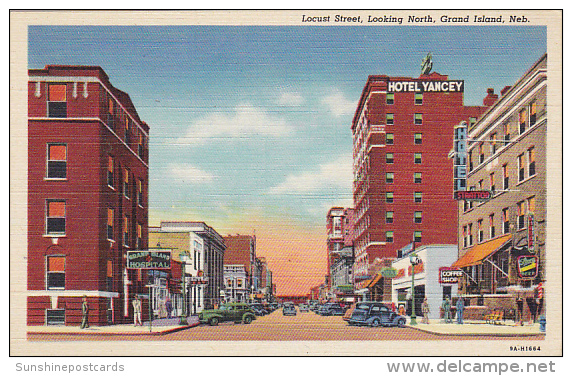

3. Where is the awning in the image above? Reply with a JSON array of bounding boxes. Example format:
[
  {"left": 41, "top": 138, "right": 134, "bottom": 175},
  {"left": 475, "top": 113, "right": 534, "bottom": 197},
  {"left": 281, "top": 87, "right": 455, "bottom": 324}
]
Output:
[
  {"left": 367, "top": 274, "right": 383, "bottom": 288},
  {"left": 452, "top": 234, "right": 512, "bottom": 268}
]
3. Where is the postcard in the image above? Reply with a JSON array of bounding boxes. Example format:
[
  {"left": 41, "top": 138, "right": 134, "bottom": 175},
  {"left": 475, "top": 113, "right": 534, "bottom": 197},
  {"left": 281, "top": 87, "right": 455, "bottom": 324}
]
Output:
[{"left": 10, "top": 10, "right": 562, "bottom": 357}]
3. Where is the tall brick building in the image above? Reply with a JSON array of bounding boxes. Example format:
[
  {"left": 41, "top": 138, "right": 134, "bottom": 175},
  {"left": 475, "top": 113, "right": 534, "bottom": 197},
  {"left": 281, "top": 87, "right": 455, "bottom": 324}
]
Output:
[
  {"left": 27, "top": 66, "right": 149, "bottom": 326},
  {"left": 351, "top": 71, "right": 489, "bottom": 284}
]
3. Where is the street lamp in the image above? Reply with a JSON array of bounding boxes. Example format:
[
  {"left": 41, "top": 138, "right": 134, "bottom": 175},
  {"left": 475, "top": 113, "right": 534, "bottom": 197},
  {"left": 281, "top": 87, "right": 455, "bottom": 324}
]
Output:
[
  {"left": 409, "top": 253, "right": 421, "bottom": 326},
  {"left": 179, "top": 251, "right": 190, "bottom": 325}
]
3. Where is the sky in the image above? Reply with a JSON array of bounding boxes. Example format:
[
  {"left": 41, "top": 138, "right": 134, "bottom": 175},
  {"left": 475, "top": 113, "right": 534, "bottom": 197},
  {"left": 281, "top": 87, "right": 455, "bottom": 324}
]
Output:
[{"left": 28, "top": 25, "right": 546, "bottom": 295}]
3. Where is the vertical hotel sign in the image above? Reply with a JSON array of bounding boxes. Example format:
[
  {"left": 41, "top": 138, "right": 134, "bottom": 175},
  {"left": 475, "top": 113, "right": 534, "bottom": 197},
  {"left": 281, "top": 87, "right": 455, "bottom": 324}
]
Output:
[{"left": 452, "top": 121, "right": 468, "bottom": 192}]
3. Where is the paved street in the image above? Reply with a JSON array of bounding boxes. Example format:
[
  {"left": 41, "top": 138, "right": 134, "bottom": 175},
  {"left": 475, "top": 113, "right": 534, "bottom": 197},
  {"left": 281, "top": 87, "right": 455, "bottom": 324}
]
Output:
[{"left": 28, "top": 309, "right": 545, "bottom": 341}]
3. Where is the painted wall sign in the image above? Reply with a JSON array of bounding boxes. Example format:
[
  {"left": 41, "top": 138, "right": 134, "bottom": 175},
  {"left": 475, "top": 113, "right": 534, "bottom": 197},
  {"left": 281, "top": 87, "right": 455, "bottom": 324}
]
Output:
[
  {"left": 127, "top": 250, "right": 172, "bottom": 269},
  {"left": 517, "top": 255, "right": 538, "bottom": 279}
]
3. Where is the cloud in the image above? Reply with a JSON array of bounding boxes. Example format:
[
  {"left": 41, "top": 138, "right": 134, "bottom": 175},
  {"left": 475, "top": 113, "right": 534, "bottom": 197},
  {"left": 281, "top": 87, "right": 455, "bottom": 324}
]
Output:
[
  {"left": 176, "top": 102, "right": 293, "bottom": 144},
  {"left": 277, "top": 91, "right": 304, "bottom": 106},
  {"left": 321, "top": 89, "right": 357, "bottom": 117},
  {"left": 268, "top": 153, "right": 353, "bottom": 195},
  {"left": 168, "top": 163, "right": 215, "bottom": 184}
]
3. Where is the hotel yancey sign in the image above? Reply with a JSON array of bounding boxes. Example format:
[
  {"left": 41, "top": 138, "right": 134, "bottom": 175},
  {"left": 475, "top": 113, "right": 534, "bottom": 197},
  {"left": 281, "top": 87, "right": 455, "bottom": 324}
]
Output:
[
  {"left": 127, "top": 250, "right": 172, "bottom": 269},
  {"left": 387, "top": 80, "right": 464, "bottom": 93}
]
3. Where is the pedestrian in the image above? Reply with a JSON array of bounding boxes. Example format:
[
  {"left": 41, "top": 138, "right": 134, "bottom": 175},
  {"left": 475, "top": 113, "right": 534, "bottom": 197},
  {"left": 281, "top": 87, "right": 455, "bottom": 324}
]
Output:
[
  {"left": 132, "top": 296, "right": 142, "bottom": 326},
  {"left": 516, "top": 294, "right": 524, "bottom": 326},
  {"left": 80, "top": 295, "right": 89, "bottom": 329},
  {"left": 442, "top": 296, "right": 451, "bottom": 323},
  {"left": 421, "top": 297, "right": 430, "bottom": 324},
  {"left": 165, "top": 297, "right": 173, "bottom": 319},
  {"left": 398, "top": 304, "right": 405, "bottom": 316},
  {"left": 456, "top": 296, "right": 465, "bottom": 324},
  {"left": 391, "top": 302, "right": 396, "bottom": 313}
]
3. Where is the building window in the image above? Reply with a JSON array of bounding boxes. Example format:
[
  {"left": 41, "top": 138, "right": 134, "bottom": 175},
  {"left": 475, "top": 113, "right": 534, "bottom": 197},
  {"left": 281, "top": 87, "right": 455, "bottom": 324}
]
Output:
[
  {"left": 469, "top": 117, "right": 477, "bottom": 129},
  {"left": 386, "top": 133, "right": 394, "bottom": 145},
  {"left": 48, "top": 84, "right": 67, "bottom": 118},
  {"left": 107, "top": 208, "right": 114, "bottom": 240},
  {"left": 478, "top": 143, "right": 485, "bottom": 164},
  {"left": 107, "top": 156, "right": 114, "bottom": 188},
  {"left": 386, "top": 93, "right": 394, "bottom": 105},
  {"left": 107, "top": 97, "right": 115, "bottom": 129},
  {"left": 124, "top": 117, "right": 130, "bottom": 144},
  {"left": 123, "top": 216, "right": 130, "bottom": 247},
  {"left": 137, "top": 179, "right": 144, "bottom": 207},
  {"left": 46, "top": 144, "right": 67, "bottom": 179},
  {"left": 137, "top": 224, "right": 142, "bottom": 249},
  {"left": 123, "top": 168, "right": 130, "bottom": 199},
  {"left": 414, "top": 211, "right": 422, "bottom": 224},
  {"left": 138, "top": 132, "right": 144, "bottom": 158},
  {"left": 530, "top": 101, "right": 537, "bottom": 126},
  {"left": 47, "top": 256, "right": 65, "bottom": 289},
  {"left": 519, "top": 109, "right": 527, "bottom": 134},
  {"left": 489, "top": 214, "right": 495, "bottom": 239},
  {"left": 414, "top": 192, "right": 422, "bottom": 203},
  {"left": 414, "top": 133, "right": 422, "bottom": 145},
  {"left": 414, "top": 153, "right": 422, "bottom": 164},
  {"left": 414, "top": 231, "right": 422, "bottom": 243},
  {"left": 528, "top": 147, "right": 536, "bottom": 177},
  {"left": 468, "top": 224, "right": 473, "bottom": 246},
  {"left": 517, "top": 154, "right": 525, "bottom": 182},
  {"left": 414, "top": 93, "right": 423, "bottom": 105},
  {"left": 462, "top": 226, "right": 468, "bottom": 248},
  {"left": 385, "top": 192, "right": 394, "bottom": 203},
  {"left": 414, "top": 113, "right": 423, "bottom": 125},
  {"left": 385, "top": 231, "right": 394, "bottom": 243},
  {"left": 414, "top": 172, "right": 422, "bottom": 184},
  {"left": 527, "top": 196, "right": 536, "bottom": 214},
  {"left": 385, "top": 211, "right": 394, "bottom": 224},
  {"left": 386, "top": 113, "right": 394, "bottom": 125},
  {"left": 386, "top": 172, "right": 394, "bottom": 184},
  {"left": 489, "top": 173, "right": 496, "bottom": 195},
  {"left": 468, "top": 151, "right": 474, "bottom": 172},
  {"left": 502, "top": 208, "right": 510, "bottom": 234},
  {"left": 478, "top": 219, "right": 484, "bottom": 243},
  {"left": 478, "top": 179, "right": 484, "bottom": 191},
  {"left": 46, "top": 309, "right": 65, "bottom": 325},
  {"left": 107, "top": 260, "right": 113, "bottom": 291},
  {"left": 517, "top": 201, "right": 526, "bottom": 230},
  {"left": 490, "top": 133, "right": 498, "bottom": 155},
  {"left": 46, "top": 200, "right": 66, "bottom": 235},
  {"left": 503, "top": 122, "right": 510, "bottom": 142},
  {"left": 386, "top": 153, "right": 394, "bottom": 164},
  {"left": 502, "top": 164, "right": 509, "bottom": 190}
]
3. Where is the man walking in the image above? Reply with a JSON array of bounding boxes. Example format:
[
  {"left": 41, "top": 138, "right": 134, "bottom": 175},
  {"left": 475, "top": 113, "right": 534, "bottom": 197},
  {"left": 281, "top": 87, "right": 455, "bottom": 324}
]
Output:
[
  {"left": 442, "top": 296, "right": 452, "bottom": 323},
  {"left": 456, "top": 295, "right": 465, "bottom": 324},
  {"left": 80, "top": 295, "right": 89, "bottom": 329},
  {"left": 132, "top": 296, "right": 142, "bottom": 326},
  {"left": 421, "top": 297, "right": 430, "bottom": 324}
]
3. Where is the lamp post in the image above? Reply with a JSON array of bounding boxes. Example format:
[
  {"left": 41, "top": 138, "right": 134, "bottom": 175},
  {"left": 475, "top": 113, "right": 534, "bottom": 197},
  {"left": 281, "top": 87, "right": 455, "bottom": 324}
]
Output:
[
  {"left": 409, "top": 253, "right": 421, "bottom": 326},
  {"left": 179, "top": 252, "right": 189, "bottom": 325}
]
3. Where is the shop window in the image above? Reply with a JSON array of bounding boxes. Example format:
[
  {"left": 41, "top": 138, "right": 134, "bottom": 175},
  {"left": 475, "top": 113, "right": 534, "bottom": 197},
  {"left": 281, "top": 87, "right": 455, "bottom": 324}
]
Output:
[
  {"left": 530, "top": 101, "right": 537, "bottom": 126},
  {"left": 46, "top": 144, "right": 67, "bottom": 179},
  {"left": 107, "top": 156, "right": 114, "bottom": 188},
  {"left": 415, "top": 93, "right": 423, "bottom": 105},
  {"left": 414, "top": 211, "right": 422, "bottom": 224},
  {"left": 386, "top": 172, "right": 394, "bottom": 184},
  {"left": 386, "top": 153, "right": 394, "bottom": 164},
  {"left": 385, "top": 211, "right": 394, "bottom": 224},
  {"left": 46, "top": 200, "right": 66, "bottom": 235},
  {"left": 385, "top": 231, "right": 394, "bottom": 243},
  {"left": 46, "top": 309, "right": 65, "bottom": 325},
  {"left": 386, "top": 93, "right": 394, "bottom": 105},
  {"left": 414, "top": 113, "right": 423, "bottom": 125},
  {"left": 107, "top": 208, "right": 114, "bottom": 240},
  {"left": 386, "top": 133, "right": 394, "bottom": 145},
  {"left": 414, "top": 172, "right": 422, "bottom": 184},
  {"left": 385, "top": 192, "right": 394, "bottom": 203},
  {"left": 414, "top": 231, "right": 422, "bottom": 243},
  {"left": 414, "top": 153, "right": 422, "bottom": 164},
  {"left": 47, "top": 256, "right": 65, "bottom": 289},
  {"left": 414, "top": 133, "right": 422, "bottom": 145},
  {"left": 528, "top": 147, "right": 536, "bottom": 177},
  {"left": 414, "top": 192, "right": 422, "bottom": 203},
  {"left": 386, "top": 113, "right": 394, "bottom": 125},
  {"left": 48, "top": 84, "right": 67, "bottom": 118}
]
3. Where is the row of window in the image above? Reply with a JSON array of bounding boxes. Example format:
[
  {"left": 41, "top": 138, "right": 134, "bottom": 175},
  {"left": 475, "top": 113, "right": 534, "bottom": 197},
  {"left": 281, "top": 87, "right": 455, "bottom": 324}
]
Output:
[
  {"left": 385, "top": 230, "right": 422, "bottom": 244},
  {"left": 386, "top": 92, "right": 424, "bottom": 105},
  {"left": 46, "top": 255, "right": 115, "bottom": 291},
  {"left": 385, "top": 152, "right": 423, "bottom": 164},
  {"left": 385, "top": 191, "right": 423, "bottom": 203},
  {"left": 107, "top": 155, "right": 145, "bottom": 207},
  {"left": 462, "top": 196, "right": 535, "bottom": 247},
  {"left": 385, "top": 113, "right": 424, "bottom": 125},
  {"left": 385, "top": 211, "right": 424, "bottom": 224},
  {"left": 385, "top": 132, "right": 423, "bottom": 145},
  {"left": 385, "top": 172, "right": 423, "bottom": 184}
]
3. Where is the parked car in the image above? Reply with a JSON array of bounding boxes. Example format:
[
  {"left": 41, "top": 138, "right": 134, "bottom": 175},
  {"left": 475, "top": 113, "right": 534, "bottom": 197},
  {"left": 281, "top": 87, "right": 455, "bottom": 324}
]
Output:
[
  {"left": 283, "top": 305, "right": 297, "bottom": 316},
  {"left": 249, "top": 303, "right": 269, "bottom": 316},
  {"left": 347, "top": 301, "right": 407, "bottom": 327},
  {"left": 198, "top": 303, "right": 257, "bottom": 326},
  {"left": 318, "top": 302, "right": 346, "bottom": 316},
  {"left": 298, "top": 304, "right": 309, "bottom": 312}
]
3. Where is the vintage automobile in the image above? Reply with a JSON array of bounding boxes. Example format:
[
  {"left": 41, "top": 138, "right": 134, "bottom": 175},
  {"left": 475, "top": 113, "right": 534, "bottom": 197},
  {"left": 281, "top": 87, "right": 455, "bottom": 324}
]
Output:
[
  {"left": 318, "top": 302, "right": 346, "bottom": 316},
  {"left": 298, "top": 304, "right": 309, "bottom": 312},
  {"left": 347, "top": 301, "right": 407, "bottom": 327},
  {"left": 198, "top": 303, "right": 257, "bottom": 326},
  {"left": 282, "top": 304, "right": 297, "bottom": 316}
]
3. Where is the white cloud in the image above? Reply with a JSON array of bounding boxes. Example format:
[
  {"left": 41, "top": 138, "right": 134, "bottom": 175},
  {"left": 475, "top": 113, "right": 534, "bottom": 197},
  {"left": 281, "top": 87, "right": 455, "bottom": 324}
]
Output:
[
  {"left": 321, "top": 89, "right": 357, "bottom": 117},
  {"left": 277, "top": 91, "right": 304, "bottom": 106},
  {"left": 176, "top": 102, "right": 293, "bottom": 144},
  {"left": 168, "top": 163, "right": 215, "bottom": 184},
  {"left": 268, "top": 153, "right": 353, "bottom": 195}
]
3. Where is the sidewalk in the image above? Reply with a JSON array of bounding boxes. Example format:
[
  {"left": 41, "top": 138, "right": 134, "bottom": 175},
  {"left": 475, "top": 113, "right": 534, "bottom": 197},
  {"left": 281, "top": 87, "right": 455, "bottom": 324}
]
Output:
[
  {"left": 406, "top": 318, "right": 545, "bottom": 337},
  {"left": 27, "top": 316, "right": 200, "bottom": 336}
]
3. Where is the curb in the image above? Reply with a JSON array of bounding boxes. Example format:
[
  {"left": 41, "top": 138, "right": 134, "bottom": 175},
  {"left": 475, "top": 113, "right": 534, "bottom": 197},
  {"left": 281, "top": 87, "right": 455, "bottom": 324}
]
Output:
[
  {"left": 27, "top": 322, "right": 200, "bottom": 337},
  {"left": 405, "top": 324, "right": 546, "bottom": 337}
]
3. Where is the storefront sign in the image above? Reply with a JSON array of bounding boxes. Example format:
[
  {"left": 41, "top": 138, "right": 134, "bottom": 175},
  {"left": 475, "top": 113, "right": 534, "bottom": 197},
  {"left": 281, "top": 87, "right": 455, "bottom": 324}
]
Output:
[
  {"left": 387, "top": 80, "right": 464, "bottom": 93},
  {"left": 517, "top": 255, "right": 538, "bottom": 279},
  {"left": 454, "top": 190, "right": 492, "bottom": 201},
  {"left": 127, "top": 250, "right": 172, "bottom": 269},
  {"left": 527, "top": 214, "right": 535, "bottom": 253},
  {"left": 439, "top": 267, "right": 464, "bottom": 284},
  {"left": 380, "top": 267, "right": 398, "bottom": 279}
]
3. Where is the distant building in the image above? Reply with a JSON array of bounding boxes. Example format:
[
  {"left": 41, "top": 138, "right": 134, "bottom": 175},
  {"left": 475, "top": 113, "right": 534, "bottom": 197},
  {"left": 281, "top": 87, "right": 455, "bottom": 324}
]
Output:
[
  {"left": 27, "top": 65, "right": 149, "bottom": 326},
  {"left": 326, "top": 207, "right": 355, "bottom": 290},
  {"left": 223, "top": 265, "right": 248, "bottom": 303},
  {"left": 223, "top": 234, "right": 257, "bottom": 297}
]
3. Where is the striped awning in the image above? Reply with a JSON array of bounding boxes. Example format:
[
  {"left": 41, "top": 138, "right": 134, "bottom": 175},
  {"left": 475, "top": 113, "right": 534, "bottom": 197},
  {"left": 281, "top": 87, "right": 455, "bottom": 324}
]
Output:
[{"left": 452, "top": 234, "right": 512, "bottom": 268}]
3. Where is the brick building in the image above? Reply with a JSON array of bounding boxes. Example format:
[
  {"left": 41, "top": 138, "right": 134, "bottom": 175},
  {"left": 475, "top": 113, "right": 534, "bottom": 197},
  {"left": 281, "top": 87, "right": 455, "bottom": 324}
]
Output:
[
  {"left": 351, "top": 70, "right": 489, "bottom": 291},
  {"left": 27, "top": 65, "right": 149, "bottom": 326},
  {"left": 223, "top": 234, "right": 257, "bottom": 294}
]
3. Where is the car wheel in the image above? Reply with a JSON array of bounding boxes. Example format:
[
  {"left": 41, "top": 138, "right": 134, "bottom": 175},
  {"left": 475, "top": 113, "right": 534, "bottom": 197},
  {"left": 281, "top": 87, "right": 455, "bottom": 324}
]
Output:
[
  {"left": 397, "top": 318, "right": 406, "bottom": 327},
  {"left": 243, "top": 315, "right": 253, "bottom": 324},
  {"left": 209, "top": 317, "right": 219, "bottom": 326},
  {"left": 370, "top": 318, "right": 381, "bottom": 327}
]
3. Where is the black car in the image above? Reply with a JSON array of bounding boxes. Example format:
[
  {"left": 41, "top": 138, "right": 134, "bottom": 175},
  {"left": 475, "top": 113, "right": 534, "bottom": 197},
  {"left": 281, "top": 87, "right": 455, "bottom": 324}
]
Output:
[
  {"left": 249, "top": 304, "right": 269, "bottom": 316},
  {"left": 282, "top": 305, "right": 297, "bottom": 316},
  {"left": 347, "top": 301, "right": 406, "bottom": 327},
  {"left": 318, "top": 303, "right": 345, "bottom": 316}
]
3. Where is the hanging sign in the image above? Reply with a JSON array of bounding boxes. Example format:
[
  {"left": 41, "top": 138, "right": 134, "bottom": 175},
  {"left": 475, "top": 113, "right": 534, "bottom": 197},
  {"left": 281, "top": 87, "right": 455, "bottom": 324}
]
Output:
[
  {"left": 127, "top": 250, "right": 172, "bottom": 269},
  {"left": 517, "top": 255, "right": 538, "bottom": 279}
]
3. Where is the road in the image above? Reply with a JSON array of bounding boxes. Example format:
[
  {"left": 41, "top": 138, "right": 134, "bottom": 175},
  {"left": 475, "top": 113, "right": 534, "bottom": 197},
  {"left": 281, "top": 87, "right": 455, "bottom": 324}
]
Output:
[{"left": 28, "top": 309, "right": 545, "bottom": 341}]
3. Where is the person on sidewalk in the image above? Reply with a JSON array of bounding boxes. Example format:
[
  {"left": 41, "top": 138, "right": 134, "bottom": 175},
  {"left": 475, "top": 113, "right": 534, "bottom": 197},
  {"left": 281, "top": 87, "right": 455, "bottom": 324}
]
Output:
[
  {"left": 456, "top": 296, "right": 465, "bottom": 324},
  {"left": 442, "top": 297, "right": 452, "bottom": 323},
  {"left": 421, "top": 297, "right": 430, "bottom": 324},
  {"left": 132, "top": 296, "right": 142, "bottom": 326},
  {"left": 80, "top": 295, "right": 89, "bottom": 329},
  {"left": 165, "top": 297, "right": 173, "bottom": 319}
]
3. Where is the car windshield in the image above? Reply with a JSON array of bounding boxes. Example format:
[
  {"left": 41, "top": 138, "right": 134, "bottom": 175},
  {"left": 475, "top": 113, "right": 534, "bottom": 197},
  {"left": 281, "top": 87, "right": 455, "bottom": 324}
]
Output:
[{"left": 355, "top": 304, "right": 372, "bottom": 311}]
